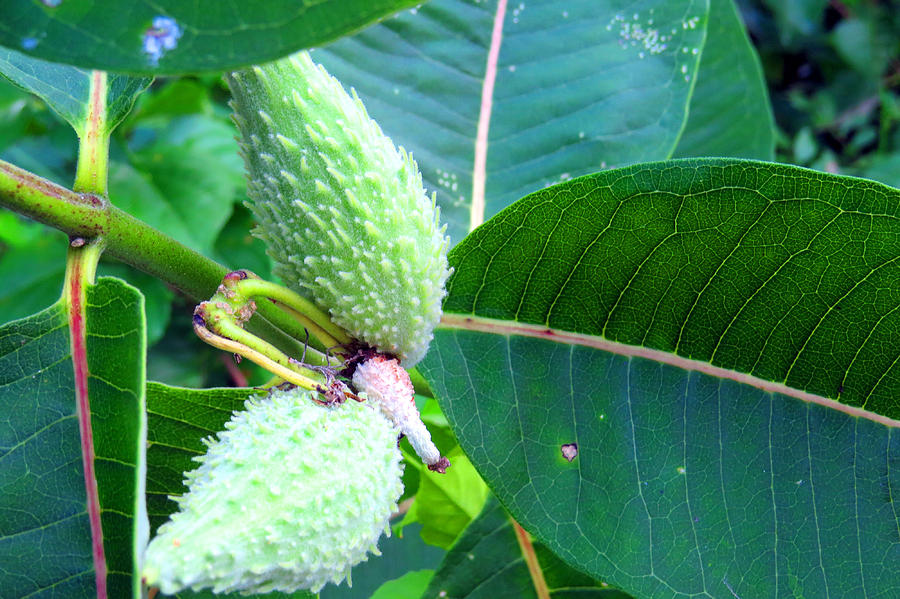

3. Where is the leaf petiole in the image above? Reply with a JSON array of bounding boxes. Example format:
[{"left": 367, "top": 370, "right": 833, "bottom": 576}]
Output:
[
  {"left": 224, "top": 273, "right": 352, "bottom": 351},
  {"left": 193, "top": 311, "right": 327, "bottom": 394}
]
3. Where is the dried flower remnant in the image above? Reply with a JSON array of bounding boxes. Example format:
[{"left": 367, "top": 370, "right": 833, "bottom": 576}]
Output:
[{"left": 352, "top": 354, "right": 449, "bottom": 472}]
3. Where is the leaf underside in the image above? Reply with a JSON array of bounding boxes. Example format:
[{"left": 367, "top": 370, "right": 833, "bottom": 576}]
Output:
[
  {"left": 315, "top": 0, "right": 710, "bottom": 242},
  {"left": 0, "top": 0, "right": 423, "bottom": 74},
  {"left": 0, "top": 46, "right": 150, "bottom": 135}
]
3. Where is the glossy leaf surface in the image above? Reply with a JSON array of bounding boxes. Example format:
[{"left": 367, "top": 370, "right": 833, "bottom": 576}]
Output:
[
  {"left": 673, "top": 0, "right": 775, "bottom": 159},
  {"left": 0, "top": 0, "right": 421, "bottom": 74},
  {"left": 0, "top": 277, "right": 147, "bottom": 597},
  {"left": 315, "top": 0, "right": 709, "bottom": 242},
  {"left": 419, "top": 159, "right": 900, "bottom": 598}
]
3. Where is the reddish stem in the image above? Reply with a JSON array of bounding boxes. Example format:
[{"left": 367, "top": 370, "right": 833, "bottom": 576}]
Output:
[{"left": 67, "top": 255, "right": 107, "bottom": 598}]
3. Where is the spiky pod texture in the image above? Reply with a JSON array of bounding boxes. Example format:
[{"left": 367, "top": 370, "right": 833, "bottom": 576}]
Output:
[
  {"left": 227, "top": 52, "right": 450, "bottom": 367},
  {"left": 143, "top": 388, "right": 404, "bottom": 595}
]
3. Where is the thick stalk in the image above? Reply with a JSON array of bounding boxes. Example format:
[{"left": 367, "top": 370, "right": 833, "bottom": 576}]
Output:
[
  {"left": 0, "top": 160, "right": 106, "bottom": 236},
  {"left": 74, "top": 71, "right": 110, "bottom": 195},
  {"left": 0, "top": 159, "right": 328, "bottom": 361},
  {"left": 231, "top": 277, "right": 351, "bottom": 349}
]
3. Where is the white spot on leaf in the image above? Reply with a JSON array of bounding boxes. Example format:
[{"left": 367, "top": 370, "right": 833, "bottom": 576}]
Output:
[{"left": 143, "top": 16, "right": 182, "bottom": 66}]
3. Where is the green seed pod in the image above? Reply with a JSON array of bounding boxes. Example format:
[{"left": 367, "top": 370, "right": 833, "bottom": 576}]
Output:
[
  {"left": 143, "top": 388, "right": 404, "bottom": 595},
  {"left": 227, "top": 52, "right": 450, "bottom": 366}
]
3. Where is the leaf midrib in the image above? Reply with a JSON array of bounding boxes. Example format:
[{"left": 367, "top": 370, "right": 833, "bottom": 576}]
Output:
[
  {"left": 438, "top": 312, "right": 900, "bottom": 427},
  {"left": 470, "top": 0, "right": 508, "bottom": 232}
]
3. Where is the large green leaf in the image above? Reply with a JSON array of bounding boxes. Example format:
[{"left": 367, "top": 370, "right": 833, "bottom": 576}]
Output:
[
  {"left": 0, "top": 0, "right": 421, "bottom": 74},
  {"left": 418, "top": 159, "right": 900, "bottom": 598},
  {"left": 425, "top": 497, "right": 632, "bottom": 599},
  {"left": 673, "top": 0, "right": 774, "bottom": 160},
  {"left": 0, "top": 276, "right": 147, "bottom": 597},
  {"left": 0, "top": 47, "right": 150, "bottom": 137},
  {"left": 314, "top": 0, "right": 709, "bottom": 242}
]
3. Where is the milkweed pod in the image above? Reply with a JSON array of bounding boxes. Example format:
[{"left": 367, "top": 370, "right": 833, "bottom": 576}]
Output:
[
  {"left": 227, "top": 52, "right": 450, "bottom": 366},
  {"left": 142, "top": 387, "right": 404, "bottom": 595}
]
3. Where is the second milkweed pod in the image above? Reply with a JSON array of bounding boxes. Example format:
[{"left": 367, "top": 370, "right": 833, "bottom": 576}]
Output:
[
  {"left": 142, "top": 387, "right": 404, "bottom": 595},
  {"left": 227, "top": 52, "right": 451, "bottom": 367}
]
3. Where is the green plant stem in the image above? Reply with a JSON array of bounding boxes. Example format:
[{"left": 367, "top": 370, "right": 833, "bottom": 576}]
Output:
[
  {"left": 0, "top": 159, "right": 311, "bottom": 361},
  {"left": 102, "top": 208, "right": 322, "bottom": 362},
  {"left": 199, "top": 312, "right": 328, "bottom": 392},
  {"left": 73, "top": 71, "right": 110, "bottom": 195},
  {"left": 0, "top": 159, "right": 107, "bottom": 237},
  {"left": 233, "top": 277, "right": 351, "bottom": 349}
]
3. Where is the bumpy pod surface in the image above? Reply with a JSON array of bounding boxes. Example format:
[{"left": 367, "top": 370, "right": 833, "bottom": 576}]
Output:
[
  {"left": 143, "top": 388, "right": 404, "bottom": 595},
  {"left": 227, "top": 52, "right": 450, "bottom": 366}
]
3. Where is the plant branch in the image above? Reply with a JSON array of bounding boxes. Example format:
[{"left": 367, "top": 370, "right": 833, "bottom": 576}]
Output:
[
  {"left": 0, "top": 160, "right": 107, "bottom": 237},
  {"left": 0, "top": 159, "right": 319, "bottom": 361}
]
